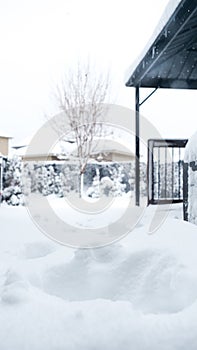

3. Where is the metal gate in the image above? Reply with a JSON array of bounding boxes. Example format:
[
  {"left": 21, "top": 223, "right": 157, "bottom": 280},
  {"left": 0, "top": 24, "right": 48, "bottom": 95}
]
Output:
[{"left": 147, "top": 139, "right": 188, "bottom": 205}]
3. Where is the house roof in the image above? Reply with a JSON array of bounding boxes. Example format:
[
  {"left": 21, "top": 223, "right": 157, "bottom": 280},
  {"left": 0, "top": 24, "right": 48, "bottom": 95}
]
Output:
[
  {"left": 125, "top": 0, "right": 197, "bottom": 89},
  {"left": 12, "top": 138, "right": 135, "bottom": 161},
  {"left": 0, "top": 133, "right": 12, "bottom": 139},
  {"left": 12, "top": 142, "right": 72, "bottom": 159},
  {"left": 90, "top": 139, "right": 134, "bottom": 157}
]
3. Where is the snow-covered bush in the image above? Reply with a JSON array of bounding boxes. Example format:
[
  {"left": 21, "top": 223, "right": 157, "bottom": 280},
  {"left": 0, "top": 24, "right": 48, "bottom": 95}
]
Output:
[
  {"left": 107, "top": 165, "right": 126, "bottom": 196},
  {"left": 23, "top": 162, "right": 79, "bottom": 198},
  {"left": 58, "top": 164, "right": 79, "bottom": 197},
  {"left": 86, "top": 168, "right": 100, "bottom": 198},
  {"left": 100, "top": 176, "right": 114, "bottom": 196},
  {"left": 2, "top": 157, "right": 23, "bottom": 205},
  {"left": 1, "top": 158, "right": 148, "bottom": 204},
  {"left": 84, "top": 162, "right": 147, "bottom": 198}
]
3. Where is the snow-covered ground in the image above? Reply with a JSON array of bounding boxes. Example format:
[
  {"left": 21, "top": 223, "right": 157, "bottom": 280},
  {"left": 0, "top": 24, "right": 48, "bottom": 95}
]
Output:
[{"left": 1, "top": 200, "right": 197, "bottom": 349}]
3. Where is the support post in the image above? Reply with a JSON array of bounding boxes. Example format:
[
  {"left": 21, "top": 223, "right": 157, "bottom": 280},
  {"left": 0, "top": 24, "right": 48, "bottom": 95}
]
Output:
[
  {"left": 183, "top": 162, "right": 188, "bottom": 221},
  {"left": 135, "top": 86, "right": 140, "bottom": 206},
  {"left": 147, "top": 140, "right": 153, "bottom": 205}
]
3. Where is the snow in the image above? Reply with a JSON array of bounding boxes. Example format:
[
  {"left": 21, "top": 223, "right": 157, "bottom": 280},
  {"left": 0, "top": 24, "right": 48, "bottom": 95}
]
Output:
[
  {"left": 125, "top": 0, "right": 182, "bottom": 84},
  {"left": 184, "top": 132, "right": 197, "bottom": 224},
  {"left": 11, "top": 142, "right": 75, "bottom": 159},
  {"left": 184, "top": 131, "right": 197, "bottom": 163},
  {"left": 1, "top": 201, "right": 197, "bottom": 349},
  {"left": 12, "top": 134, "right": 135, "bottom": 161}
]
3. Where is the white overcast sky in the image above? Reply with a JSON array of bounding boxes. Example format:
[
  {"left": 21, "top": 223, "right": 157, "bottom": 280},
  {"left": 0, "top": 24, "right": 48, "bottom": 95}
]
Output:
[{"left": 0, "top": 0, "right": 196, "bottom": 145}]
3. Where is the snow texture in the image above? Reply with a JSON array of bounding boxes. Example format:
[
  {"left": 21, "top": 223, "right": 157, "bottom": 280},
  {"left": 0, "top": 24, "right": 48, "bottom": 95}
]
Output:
[{"left": 1, "top": 202, "right": 197, "bottom": 349}]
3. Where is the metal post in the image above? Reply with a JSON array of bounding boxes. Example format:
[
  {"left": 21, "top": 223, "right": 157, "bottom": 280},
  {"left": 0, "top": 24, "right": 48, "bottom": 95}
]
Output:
[
  {"left": 183, "top": 162, "right": 188, "bottom": 221},
  {"left": 171, "top": 147, "right": 174, "bottom": 199},
  {"left": 164, "top": 147, "right": 167, "bottom": 199},
  {"left": 158, "top": 147, "right": 160, "bottom": 201},
  {"left": 178, "top": 147, "right": 181, "bottom": 199},
  {"left": 147, "top": 140, "right": 153, "bottom": 205},
  {"left": 135, "top": 86, "right": 140, "bottom": 206}
]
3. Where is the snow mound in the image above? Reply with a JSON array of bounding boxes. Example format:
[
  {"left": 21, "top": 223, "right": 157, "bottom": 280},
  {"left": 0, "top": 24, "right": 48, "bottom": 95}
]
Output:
[
  {"left": 1, "top": 204, "right": 197, "bottom": 350},
  {"left": 42, "top": 245, "right": 197, "bottom": 314},
  {"left": 75, "top": 243, "right": 125, "bottom": 263},
  {"left": 118, "top": 249, "right": 197, "bottom": 314},
  {"left": 22, "top": 241, "right": 56, "bottom": 259},
  {"left": 1, "top": 270, "right": 29, "bottom": 304}
]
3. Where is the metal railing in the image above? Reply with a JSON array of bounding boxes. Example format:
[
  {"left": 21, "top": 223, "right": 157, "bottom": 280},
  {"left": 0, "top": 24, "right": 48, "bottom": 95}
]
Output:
[{"left": 147, "top": 139, "right": 188, "bottom": 205}]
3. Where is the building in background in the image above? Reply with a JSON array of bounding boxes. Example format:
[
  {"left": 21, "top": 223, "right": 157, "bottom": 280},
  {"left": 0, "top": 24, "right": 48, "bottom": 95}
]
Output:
[
  {"left": 0, "top": 133, "right": 12, "bottom": 200},
  {"left": 12, "top": 138, "right": 135, "bottom": 163},
  {"left": 0, "top": 134, "right": 12, "bottom": 157}
]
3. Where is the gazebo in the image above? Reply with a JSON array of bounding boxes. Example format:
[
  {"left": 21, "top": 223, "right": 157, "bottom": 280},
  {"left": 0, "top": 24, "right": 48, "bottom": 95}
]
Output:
[{"left": 125, "top": 0, "right": 197, "bottom": 206}]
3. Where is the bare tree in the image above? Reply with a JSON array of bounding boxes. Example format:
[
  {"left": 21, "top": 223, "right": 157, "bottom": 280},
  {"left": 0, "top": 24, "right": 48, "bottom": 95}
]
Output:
[{"left": 52, "top": 63, "right": 110, "bottom": 195}]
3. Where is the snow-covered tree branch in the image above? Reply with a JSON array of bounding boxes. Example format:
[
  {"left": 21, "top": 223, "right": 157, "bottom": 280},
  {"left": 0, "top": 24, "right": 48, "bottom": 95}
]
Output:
[{"left": 52, "top": 63, "right": 110, "bottom": 182}]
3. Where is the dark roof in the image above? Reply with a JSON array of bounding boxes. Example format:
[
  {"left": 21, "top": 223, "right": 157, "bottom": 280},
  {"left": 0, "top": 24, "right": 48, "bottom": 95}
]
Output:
[{"left": 125, "top": 0, "right": 197, "bottom": 89}]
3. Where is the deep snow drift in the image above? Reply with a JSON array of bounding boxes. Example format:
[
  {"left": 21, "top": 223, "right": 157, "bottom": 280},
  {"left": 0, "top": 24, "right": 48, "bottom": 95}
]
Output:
[{"left": 1, "top": 201, "right": 197, "bottom": 350}]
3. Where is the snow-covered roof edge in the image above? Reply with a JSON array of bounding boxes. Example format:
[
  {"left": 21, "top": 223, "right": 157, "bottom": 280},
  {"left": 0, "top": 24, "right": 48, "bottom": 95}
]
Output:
[
  {"left": 0, "top": 133, "right": 12, "bottom": 139},
  {"left": 124, "top": 0, "right": 182, "bottom": 84}
]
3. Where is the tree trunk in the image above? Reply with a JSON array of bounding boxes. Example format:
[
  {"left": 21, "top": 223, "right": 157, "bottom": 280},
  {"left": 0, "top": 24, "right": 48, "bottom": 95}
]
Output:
[{"left": 78, "top": 173, "right": 84, "bottom": 198}]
